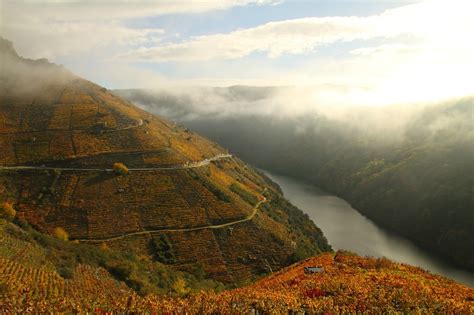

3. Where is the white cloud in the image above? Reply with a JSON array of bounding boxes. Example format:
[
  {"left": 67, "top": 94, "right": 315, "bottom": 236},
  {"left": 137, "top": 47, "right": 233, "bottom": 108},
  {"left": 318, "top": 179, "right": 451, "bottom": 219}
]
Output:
[
  {"left": 5, "top": 20, "right": 164, "bottom": 59},
  {"left": 114, "top": 3, "right": 444, "bottom": 62},
  {"left": 4, "top": 0, "right": 278, "bottom": 20},
  {"left": 74, "top": 61, "right": 173, "bottom": 90},
  {"left": 2, "top": 0, "right": 473, "bottom": 106},
  {"left": 117, "top": 16, "right": 382, "bottom": 61},
  {"left": 0, "top": 0, "right": 278, "bottom": 59},
  {"left": 118, "top": 0, "right": 468, "bottom": 62},
  {"left": 350, "top": 43, "right": 420, "bottom": 56},
  {"left": 111, "top": 0, "right": 474, "bottom": 106}
]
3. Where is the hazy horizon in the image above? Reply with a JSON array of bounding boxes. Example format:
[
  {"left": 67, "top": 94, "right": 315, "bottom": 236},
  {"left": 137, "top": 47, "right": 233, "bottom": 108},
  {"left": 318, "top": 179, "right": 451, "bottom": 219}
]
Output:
[{"left": 2, "top": 0, "right": 473, "bottom": 108}]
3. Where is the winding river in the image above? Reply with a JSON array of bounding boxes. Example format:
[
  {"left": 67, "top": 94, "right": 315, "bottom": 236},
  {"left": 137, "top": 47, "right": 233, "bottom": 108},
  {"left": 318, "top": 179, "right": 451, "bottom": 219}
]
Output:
[{"left": 264, "top": 170, "right": 474, "bottom": 287}]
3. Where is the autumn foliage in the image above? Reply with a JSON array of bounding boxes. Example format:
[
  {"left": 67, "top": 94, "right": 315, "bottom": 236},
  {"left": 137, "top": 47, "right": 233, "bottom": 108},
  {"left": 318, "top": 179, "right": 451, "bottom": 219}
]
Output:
[
  {"left": 113, "top": 162, "right": 129, "bottom": 175},
  {"left": 1, "top": 249, "right": 472, "bottom": 313},
  {"left": 0, "top": 42, "right": 472, "bottom": 313},
  {"left": 0, "top": 51, "right": 330, "bottom": 283},
  {"left": 0, "top": 202, "right": 16, "bottom": 220},
  {"left": 53, "top": 227, "right": 69, "bottom": 241}
]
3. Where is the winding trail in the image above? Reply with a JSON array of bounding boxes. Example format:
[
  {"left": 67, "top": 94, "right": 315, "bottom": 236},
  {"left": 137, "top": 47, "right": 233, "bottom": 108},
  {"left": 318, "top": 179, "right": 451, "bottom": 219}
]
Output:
[
  {"left": 1, "top": 152, "right": 268, "bottom": 243},
  {"left": 75, "top": 194, "right": 267, "bottom": 243},
  {"left": 0, "top": 154, "right": 233, "bottom": 172}
]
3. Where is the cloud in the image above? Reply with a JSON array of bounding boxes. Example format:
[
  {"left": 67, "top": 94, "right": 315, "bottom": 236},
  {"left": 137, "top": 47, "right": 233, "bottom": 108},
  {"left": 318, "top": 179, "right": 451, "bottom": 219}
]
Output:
[
  {"left": 71, "top": 60, "right": 174, "bottom": 90},
  {"left": 113, "top": 0, "right": 473, "bottom": 105},
  {"left": 117, "top": 86, "right": 473, "bottom": 145},
  {"left": 4, "top": 20, "right": 164, "bottom": 60},
  {"left": 117, "top": 0, "right": 472, "bottom": 62},
  {"left": 118, "top": 16, "right": 370, "bottom": 61},
  {"left": 0, "top": 0, "right": 278, "bottom": 59},
  {"left": 4, "top": 0, "right": 278, "bottom": 20},
  {"left": 2, "top": 0, "right": 473, "bottom": 106},
  {"left": 117, "top": 16, "right": 384, "bottom": 61}
]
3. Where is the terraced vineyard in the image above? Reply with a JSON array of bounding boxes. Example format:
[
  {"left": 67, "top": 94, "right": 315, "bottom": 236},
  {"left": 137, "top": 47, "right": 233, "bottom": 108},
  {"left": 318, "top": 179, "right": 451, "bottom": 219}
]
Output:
[
  {"left": 0, "top": 227, "right": 140, "bottom": 313},
  {"left": 0, "top": 37, "right": 330, "bottom": 283},
  {"left": 1, "top": 37, "right": 472, "bottom": 313},
  {"left": 1, "top": 227, "right": 472, "bottom": 314}
]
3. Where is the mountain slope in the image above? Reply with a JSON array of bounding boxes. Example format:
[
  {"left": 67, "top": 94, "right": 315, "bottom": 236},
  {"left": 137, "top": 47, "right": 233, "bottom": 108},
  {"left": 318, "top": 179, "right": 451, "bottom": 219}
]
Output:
[
  {"left": 0, "top": 37, "right": 330, "bottom": 284},
  {"left": 116, "top": 87, "right": 474, "bottom": 271},
  {"left": 1, "top": 223, "right": 472, "bottom": 314}
]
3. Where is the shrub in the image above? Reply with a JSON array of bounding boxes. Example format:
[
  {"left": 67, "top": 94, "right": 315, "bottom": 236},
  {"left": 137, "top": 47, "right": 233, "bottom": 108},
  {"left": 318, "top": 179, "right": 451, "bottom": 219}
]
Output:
[
  {"left": 58, "top": 265, "right": 75, "bottom": 279},
  {"left": 0, "top": 282, "right": 10, "bottom": 296},
  {"left": 108, "top": 261, "right": 136, "bottom": 280},
  {"left": 192, "top": 263, "right": 206, "bottom": 280},
  {"left": 126, "top": 276, "right": 150, "bottom": 296},
  {"left": 52, "top": 168, "right": 62, "bottom": 178},
  {"left": 151, "top": 235, "right": 176, "bottom": 264},
  {"left": 100, "top": 242, "right": 110, "bottom": 251},
  {"left": 375, "top": 257, "right": 393, "bottom": 269},
  {"left": 1, "top": 202, "right": 16, "bottom": 220},
  {"left": 172, "top": 277, "right": 190, "bottom": 296},
  {"left": 54, "top": 227, "right": 69, "bottom": 241},
  {"left": 113, "top": 162, "right": 129, "bottom": 175}
]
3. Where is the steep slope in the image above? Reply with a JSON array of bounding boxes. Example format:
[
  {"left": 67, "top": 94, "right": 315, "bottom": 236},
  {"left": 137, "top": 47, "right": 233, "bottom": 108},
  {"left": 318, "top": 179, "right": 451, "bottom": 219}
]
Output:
[
  {"left": 0, "top": 38, "right": 330, "bottom": 284},
  {"left": 117, "top": 88, "right": 474, "bottom": 271},
  {"left": 188, "top": 251, "right": 473, "bottom": 313},
  {"left": 0, "top": 223, "right": 472, "bottom": 314}
]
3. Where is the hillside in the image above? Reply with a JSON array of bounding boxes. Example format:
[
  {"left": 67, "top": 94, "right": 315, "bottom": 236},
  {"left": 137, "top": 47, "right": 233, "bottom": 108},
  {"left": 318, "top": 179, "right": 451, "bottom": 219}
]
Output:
[
  {"left": 0, "top": 222, "right": 472, "bottom": 313},
  {"left": 117, "top": 88, "right": 474, "bottom": 272},
  {"left": 0, "top": 37, "right": 330, "bottom": 285}
]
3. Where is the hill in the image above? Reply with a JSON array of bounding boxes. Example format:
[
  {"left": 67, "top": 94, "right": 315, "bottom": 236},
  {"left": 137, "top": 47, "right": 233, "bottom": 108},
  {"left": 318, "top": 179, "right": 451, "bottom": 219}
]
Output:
[
  {"left": 0, "top": 37, "right": 330, "bottom": 286},
  {"left": 0, "top": 222, "right": 472, "bottom": 313},
  {"left": 116, "top": 87, "right": 474, "bottom": 271}
]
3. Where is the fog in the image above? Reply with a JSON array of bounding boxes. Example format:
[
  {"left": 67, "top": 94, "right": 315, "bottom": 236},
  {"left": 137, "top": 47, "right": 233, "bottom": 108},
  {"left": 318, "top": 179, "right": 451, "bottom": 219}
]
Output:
[
  {"left": 115, "top": 86, "right": 473, "bottom": 145},
  {"left": 0, "top": 37, "right": 75, "bottom": 98},
  {"left": 116, "top": 86, "right": 474, "bottom": 276},
  {"left": 2, "top": 31, "right": 472, "bottom": 277}
]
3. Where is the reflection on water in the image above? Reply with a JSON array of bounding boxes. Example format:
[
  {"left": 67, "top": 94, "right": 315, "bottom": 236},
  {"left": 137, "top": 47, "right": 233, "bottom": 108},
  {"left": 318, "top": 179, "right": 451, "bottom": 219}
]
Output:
[{"left": 264, "top": 170, "right": 474, "bottom": 287}]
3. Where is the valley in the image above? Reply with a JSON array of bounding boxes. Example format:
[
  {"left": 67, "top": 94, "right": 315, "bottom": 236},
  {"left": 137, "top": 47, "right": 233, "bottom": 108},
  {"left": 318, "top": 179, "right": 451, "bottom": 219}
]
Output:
[
  {"left": 118, "top": 87, "right": 474, "bottom": 274},
  {"left": 1, "top": 0, "right": 474, "bottom": 309},
  {"left": 264, "top": 170, "right": 474, "bottom": 287}
]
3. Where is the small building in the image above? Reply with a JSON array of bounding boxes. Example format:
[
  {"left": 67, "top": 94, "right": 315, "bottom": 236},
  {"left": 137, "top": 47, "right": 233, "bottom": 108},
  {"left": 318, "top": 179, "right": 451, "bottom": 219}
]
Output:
[{"left": 304, "top": 266, "right": 324, "bottom": 274}]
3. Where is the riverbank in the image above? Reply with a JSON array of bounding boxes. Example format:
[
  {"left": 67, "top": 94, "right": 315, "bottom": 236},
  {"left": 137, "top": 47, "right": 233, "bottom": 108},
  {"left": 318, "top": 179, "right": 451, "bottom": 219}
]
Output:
[{"left": 264, "top": 170, "right": 474, "bottom": 287}]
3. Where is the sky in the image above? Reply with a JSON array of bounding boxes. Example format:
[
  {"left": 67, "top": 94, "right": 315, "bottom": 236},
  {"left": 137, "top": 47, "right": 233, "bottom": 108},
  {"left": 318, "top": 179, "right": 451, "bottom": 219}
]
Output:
[{"left": 1, "top": 0, "right": 473, "bottom": 106}]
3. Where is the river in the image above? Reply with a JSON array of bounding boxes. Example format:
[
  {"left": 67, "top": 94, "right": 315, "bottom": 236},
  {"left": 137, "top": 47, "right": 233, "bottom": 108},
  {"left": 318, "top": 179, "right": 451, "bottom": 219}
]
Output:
[{"left": 264, "top": 170, "right": 474, "bottom": 287}]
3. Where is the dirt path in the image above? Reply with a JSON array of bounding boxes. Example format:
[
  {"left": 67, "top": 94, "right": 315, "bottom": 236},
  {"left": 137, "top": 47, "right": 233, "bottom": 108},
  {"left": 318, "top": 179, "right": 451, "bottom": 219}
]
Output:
[
  {"left": 0, "top": 154, "right": 232, "bottom": 172},
  {"left": 1, "top": 153, "right": 268, "bottom": 243},
  {"left": 74, "top": 195, "right": 267, "bottom": 243}
]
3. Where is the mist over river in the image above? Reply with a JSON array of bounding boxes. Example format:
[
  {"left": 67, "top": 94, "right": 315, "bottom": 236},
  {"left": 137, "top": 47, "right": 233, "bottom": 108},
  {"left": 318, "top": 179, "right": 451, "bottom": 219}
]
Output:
[{"left": 264, "top": 171, "right": 474, "bottom": 287}]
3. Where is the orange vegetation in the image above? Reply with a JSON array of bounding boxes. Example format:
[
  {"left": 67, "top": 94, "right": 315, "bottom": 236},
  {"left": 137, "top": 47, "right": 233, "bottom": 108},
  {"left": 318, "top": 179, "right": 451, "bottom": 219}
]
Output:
[
  {"left": 1, "top": 251, "right": 472, "bottom": 313},
  {"left": 53, "top": 227, "right": 69, "bottom": 241},
  {"left": 0, "top": 39, "right": 329, "bottom": 283},
  {"left": 0, "top": 202, "right": 16, "bottom": 220},
  {"left": 112, "top": 162, "right": 129, "bottom": 175}
]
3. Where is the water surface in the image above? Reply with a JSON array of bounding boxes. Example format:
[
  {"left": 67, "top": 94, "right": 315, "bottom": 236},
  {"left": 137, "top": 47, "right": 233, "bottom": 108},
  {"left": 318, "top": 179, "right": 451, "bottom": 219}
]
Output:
[{"left": 264, "top": 170, "right": 474, "bottom": 287}]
